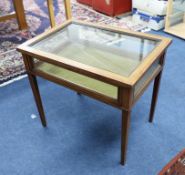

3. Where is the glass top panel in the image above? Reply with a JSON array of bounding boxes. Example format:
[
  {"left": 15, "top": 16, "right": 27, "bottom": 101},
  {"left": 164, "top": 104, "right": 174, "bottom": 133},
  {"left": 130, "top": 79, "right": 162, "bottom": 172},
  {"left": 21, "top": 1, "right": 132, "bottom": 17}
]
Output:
[
  {"left": 31, "top": 23, "right": 159, "bottom": 77},
  {"left": 172, "top": 0, "right": 185, "bottom": 12}
]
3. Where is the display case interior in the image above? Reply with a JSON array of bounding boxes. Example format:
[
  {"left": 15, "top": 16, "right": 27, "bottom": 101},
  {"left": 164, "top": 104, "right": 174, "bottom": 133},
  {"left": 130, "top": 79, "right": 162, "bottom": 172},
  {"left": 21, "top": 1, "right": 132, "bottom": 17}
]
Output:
[{"left": 165, "top": 0, "right": 185, "bottom": 39}]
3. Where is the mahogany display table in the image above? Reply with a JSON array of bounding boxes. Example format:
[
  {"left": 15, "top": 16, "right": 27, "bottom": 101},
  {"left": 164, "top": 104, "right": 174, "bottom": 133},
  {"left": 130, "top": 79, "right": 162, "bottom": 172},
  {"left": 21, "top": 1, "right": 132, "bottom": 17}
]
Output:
[{"left": 17, "top": 19, "right": 171, "bottom": 165}]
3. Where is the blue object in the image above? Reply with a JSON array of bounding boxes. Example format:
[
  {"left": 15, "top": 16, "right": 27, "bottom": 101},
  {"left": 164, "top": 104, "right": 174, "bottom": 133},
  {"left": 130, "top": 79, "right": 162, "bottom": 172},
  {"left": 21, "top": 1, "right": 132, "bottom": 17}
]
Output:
[{"left": 132, "top": 8, "right": 165, "bottom": 23}]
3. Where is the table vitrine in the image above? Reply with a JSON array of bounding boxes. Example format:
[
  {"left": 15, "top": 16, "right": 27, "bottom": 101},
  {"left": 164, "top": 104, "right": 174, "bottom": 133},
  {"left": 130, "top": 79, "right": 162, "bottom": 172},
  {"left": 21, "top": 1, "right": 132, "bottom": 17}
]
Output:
[
  {"left": 17, "top": 20, "right": 171, "bottom": 165},
  {"left": 165, "top": 0, "right": 185, "bottom": 39}
]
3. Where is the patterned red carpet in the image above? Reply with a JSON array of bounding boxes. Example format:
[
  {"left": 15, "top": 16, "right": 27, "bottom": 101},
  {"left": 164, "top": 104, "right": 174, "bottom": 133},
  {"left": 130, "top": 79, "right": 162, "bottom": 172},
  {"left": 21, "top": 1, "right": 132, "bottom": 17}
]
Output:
[{"left": 0, "top": 0, "right": 145, "bottom": 86}]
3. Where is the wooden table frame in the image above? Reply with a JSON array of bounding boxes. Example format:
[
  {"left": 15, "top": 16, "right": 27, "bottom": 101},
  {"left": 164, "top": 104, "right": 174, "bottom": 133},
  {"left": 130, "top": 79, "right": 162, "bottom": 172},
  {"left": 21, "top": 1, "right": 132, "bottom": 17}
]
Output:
[
  {"left": 0, "top": 0, "right": 27, "bottom": 30},
  {"left": 17, "top": 19, "right": 171, "bottom": 165}
]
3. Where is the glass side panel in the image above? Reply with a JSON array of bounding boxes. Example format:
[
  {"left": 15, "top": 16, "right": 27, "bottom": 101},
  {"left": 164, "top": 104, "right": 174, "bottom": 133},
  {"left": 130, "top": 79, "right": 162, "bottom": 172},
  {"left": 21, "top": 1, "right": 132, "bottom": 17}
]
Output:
[
  {"left": 31, "top": 23, "right": 159, "bottom": 77},
  {"left": 33, "top": 59, "right": 118, "bottom": 99},
  {"left": 134, "top": 58, "right": 160, "bottom": 98},
  {"left": 172, "top": 0, "right": 185, "bottom": 12},
  {"left": 169, "top": 0, "right": 185, "bottom": 26}
]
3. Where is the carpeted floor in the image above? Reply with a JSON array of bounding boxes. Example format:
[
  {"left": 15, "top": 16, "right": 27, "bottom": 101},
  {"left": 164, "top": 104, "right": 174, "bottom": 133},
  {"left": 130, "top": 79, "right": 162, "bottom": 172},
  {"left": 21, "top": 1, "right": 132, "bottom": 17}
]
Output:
[
  {"left": 0, "top": 0, "right": 146, "bottom": 86},
  {"left": 0, "top": 31, "right": 185, "bottom": 174}
]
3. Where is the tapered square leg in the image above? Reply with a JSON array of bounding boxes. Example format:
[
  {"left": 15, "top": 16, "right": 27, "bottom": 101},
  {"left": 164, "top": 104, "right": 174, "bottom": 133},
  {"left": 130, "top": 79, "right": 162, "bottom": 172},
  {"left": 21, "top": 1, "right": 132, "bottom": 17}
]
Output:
[
  {"left": 13, "top": 0, "right": 28, "bottom": 30},
  {"left": 149, "top": 71, "right": 162, "bottom": 123},
  {"left": 121, "top": 110, "right": 131, "bottom": 165},
  {"left": 47, "top": 0, "right": 56, "bottom": 28},
  {"left": 28, "top": 74, "right": 47, "bottom": 127}
]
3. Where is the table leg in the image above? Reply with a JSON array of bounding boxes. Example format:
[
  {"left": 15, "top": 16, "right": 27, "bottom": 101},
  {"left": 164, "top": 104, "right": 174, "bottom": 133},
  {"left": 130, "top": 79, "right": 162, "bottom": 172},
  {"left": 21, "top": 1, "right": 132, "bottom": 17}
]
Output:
[
  {"left": 121, "top": 110, "right": 131, "bottom": 165},
  {"left": 64, "top": 0, "right": 72, "bottom": 20},
  {"left": 149, "top": 71, "right": 163, "bottom": 123},
  {"left": 28, "top": 74, "right": 47, "bottom": 127},
  {"left": 13, "top": 0, "right": 28, "bottom": 30},
  {"left": 47, "top": 0, "right": 56, "bottom": 28}
]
